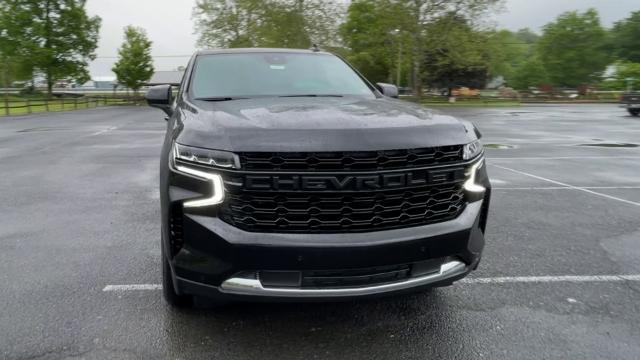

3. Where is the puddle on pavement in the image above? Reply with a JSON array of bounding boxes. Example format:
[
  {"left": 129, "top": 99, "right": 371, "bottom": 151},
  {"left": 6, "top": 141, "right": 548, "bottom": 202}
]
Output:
[
  {"left": 577, "top": 143, "right": 639, "bottom": 148},
  {"left": 485, "top": 143, "right": 518, "bottom": 149}
]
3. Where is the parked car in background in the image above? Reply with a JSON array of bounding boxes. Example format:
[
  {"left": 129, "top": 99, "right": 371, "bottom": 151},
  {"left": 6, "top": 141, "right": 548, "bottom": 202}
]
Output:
[
  {"left": 440, "top": 87, "right": 480, "bottom": 97},
  {"left": 620, "top": 92, "right": 640, "bottom": 116}
]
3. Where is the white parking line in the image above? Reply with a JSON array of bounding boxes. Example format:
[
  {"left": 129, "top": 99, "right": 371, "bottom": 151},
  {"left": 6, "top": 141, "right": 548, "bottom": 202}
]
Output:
[
  {"left": 489, "top": 156, "right": 640, "bottom": 160},
  {"left": 494, "top": 186, "right": 640, "bottom": 190},
  {"left": 103, "top": 284, "right": 162, "bottom": 291},
  {"left": 89, "top": 126, "right": 118, "bottom": 137},
  {"left": 491, "top": 164, "right": 640, "bottom": 207},
  {"left": 460, "top": 275, "right": 640, "bottom": 284},
  {"left": 103, "top": 274, "right": 640, "bottom": 292}
]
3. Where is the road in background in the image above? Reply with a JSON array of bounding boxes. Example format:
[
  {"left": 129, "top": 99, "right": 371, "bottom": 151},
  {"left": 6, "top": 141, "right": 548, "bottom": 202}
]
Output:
[{"left": 1, "top": 104, "right": 639, "bottom": 359}]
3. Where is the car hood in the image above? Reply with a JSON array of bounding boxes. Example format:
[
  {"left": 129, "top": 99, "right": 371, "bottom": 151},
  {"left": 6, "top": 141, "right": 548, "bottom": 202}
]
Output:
[{"left": 175, "top": 97, "right": 477, "bottom": 152}]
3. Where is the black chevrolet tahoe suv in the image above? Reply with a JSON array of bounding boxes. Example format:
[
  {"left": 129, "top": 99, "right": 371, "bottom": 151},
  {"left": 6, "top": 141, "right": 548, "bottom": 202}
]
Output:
[{"left": 146, "top": 48, "right": 491, "bottom": 307}]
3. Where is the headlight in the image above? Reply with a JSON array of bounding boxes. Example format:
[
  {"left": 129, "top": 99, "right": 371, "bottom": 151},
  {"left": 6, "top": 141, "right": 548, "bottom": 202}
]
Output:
[
  {"left": 173, "top": 143, "right": 240, "bottom": 169},
  {"left": 463, "top": 140, "right": 483, "bottom": 160},
  {"left": 171, "top": 143, "right": 233, "bottom": 207}
]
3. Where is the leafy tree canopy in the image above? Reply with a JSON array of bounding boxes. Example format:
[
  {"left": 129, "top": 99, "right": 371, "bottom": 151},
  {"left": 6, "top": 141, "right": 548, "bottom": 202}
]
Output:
[
  {"left": 485, "top": 29, "right": 531, "bottom": 81},
  {"left": 514, "top": 28, "right": 540, "bottom": 44},
  {"left": 610, "top": 11, "right": 640, "bottom": 63},
  {"left": 0, "top": 56, "right": 32, "bottom": 87},
  {"left": 339, "top": 0, "right": 411, "bottom": 84},
  {"left": 537, "top": 9, "right": 609, "bottom": 87},
  {"left": 422, "top": 14, "right": 493, "bottom": 91},
  {"left": 112, "top": 26, "right": 155, "bottom": 93},
  {"left": 0, "top": 0, "right": 101, "bottom": 95},
  {"left": 510, "top": 57, "right": 550, "bottom": 90},
  {"left": 0, "top": 28, "right": 31, "bottom": 86},
  {"left": 341, "top": 0, "right": 503, "bottom": 94},
  {"left": 193, "top": 0, "right": 341, "bottom": 49},
  {"left": 0, "top": 2, "right": 32, "bottom": 86}
]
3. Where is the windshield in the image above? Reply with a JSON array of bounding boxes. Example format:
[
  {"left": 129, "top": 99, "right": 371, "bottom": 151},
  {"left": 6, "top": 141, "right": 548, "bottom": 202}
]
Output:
[{"left": 190, "top": 52, "right": 375, "bottom": 99}]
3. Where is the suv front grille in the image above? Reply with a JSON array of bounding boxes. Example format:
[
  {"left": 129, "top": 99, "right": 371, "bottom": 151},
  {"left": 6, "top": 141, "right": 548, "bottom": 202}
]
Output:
[
  {"left": 239, "top": 146, "right": 463, "bottom": 172},
  {"left": 220, "top": 182, "right": 465, "bottom": 233},
  {"left": 219, "top": 147, "right": 469, "bottom": 233}
]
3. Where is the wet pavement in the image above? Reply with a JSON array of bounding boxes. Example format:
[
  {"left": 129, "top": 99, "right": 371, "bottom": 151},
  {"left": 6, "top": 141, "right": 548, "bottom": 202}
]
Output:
[{"left": 0, "top": 104, "right": 639, "bottom": 359}]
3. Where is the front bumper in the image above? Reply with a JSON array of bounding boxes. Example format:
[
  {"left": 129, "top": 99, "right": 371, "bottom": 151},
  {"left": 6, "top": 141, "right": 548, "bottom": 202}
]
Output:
[
  {"left": 162, "top": 150, "right": 490, "bottom": 301},
  {"left": 217, "top": 259, "right": 467, "bottom": 298},
  {"left": 168, "top": 199, "right": 487, "bottom": 301},
  {"left": 620, "top": 104, "right": 640, "bottom": 109}
]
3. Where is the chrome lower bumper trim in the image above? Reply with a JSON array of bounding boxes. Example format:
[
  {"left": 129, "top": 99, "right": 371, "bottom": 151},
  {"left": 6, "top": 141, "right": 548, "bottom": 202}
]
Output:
[{"left": 219, "top": 260, "right": 467, "bottom": 298}]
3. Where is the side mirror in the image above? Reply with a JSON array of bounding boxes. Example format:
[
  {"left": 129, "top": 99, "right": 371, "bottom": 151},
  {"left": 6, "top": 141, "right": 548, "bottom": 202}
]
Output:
[
  {"left": 146, "top": 84, "right": 173, "bottom": 117},
  {"left": 376, "top": 83, "right": 399, "bottom": 98}
]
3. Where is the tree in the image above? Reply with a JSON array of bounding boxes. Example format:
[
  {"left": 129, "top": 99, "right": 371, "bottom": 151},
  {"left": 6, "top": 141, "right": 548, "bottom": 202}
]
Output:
[
  {"left": 610, "top": 11, "right": 640, "bottom": 63},
  {"left": 421, "top": 13, "right": 493, "bottom": 93},
  {"left": 400, "top": 0, "right": 503, "bottom": 97},
  {"left": 340, "top": 0, "right": 411, "bottom": 84},
  {"left": 0, "top": 55, "right": 32, "bottom": 87},
  {"left": 288, "top": 0, "right": 343, "bottom": 47},
  {"left": 0, "top": 1, "right": 32, "bottom": 88},
  {"left": 259, "top": 0, "right": 342, "bottom": 48},
  {"left": 0, "top": 0, "right": 101, "bottom": 96},
  {"left": 485, "top": 29, "right": 531, "bottom": 82},
  {"left": 482, "top": 28, "right": 541, "bottom": 86},
  {"left": 510, "top": 57, "right": 550, "bottom": 90},
  {"left": 259, "top": 2, "right": 311, "bottom": 48},
  {"left": 193, "top": 0, "right": 264, "bottom": 48},
  {"left": 515, "top": 28, "right": 539, "bottom": 44},
  {"left": 341, "top": 0, "right": 503, "bottom": 93},
  {"left": 536, "top": 9, "right": 609, "bottom": 88},
  {"left": 112, "top": 26, "right": 154, "bottom": 94},
  {"left": 1, "top": 1, "right": 34, "bottom": 102},
  {"left": 193, "top": 0, "right": 341, "bottom": 49}
]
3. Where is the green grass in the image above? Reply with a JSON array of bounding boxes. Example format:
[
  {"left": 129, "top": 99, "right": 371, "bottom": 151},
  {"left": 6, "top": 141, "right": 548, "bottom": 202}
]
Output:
[{"left": 400, "top": 95, "right": 521, "bottom": 107}]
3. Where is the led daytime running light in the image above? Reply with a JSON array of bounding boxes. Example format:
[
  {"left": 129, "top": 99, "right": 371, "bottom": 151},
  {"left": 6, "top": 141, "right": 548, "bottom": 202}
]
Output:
[
  {"left": 174, "top": 165, "right": 225, "bottom": 208},
  {"left": 464, "top": 159, "right": 486, "bottom": 193}
]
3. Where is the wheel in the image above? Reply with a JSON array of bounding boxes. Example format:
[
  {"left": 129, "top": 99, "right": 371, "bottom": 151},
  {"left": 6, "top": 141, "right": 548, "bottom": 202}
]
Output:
[
  {"left": 162, "top": 248, "right": 193, "bottom": 308},
  {"left": 629, "top": 109, "right": 640, "bottom": 117}
]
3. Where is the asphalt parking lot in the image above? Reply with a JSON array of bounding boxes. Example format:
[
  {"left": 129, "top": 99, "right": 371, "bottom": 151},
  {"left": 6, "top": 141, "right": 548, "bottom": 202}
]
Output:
[{"left": 1, "top": 104, "right": 639, "bottom": 359}]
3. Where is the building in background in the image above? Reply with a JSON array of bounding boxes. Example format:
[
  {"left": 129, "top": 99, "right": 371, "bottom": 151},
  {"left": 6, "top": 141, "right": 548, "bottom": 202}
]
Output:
[{"left": 79, "top": 76, "right": 117, "bottom": 89}]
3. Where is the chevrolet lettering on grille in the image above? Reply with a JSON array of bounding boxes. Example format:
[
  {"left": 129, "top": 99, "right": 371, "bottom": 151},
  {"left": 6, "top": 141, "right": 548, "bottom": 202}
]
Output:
[{"left": 241, "top": 168, "right": 466, "bottom": 192}]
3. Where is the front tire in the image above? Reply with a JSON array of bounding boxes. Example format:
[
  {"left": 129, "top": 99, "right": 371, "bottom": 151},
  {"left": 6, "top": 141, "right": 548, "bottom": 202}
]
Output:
[
  {"left": 162, "top": 248, "right": 193, "bottom": 308},
  {"left": 629, "top": 109, "right": 640, "bottom": 117}
]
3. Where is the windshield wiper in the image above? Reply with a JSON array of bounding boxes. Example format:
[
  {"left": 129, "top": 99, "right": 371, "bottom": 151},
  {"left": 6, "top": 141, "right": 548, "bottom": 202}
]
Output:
[
  {"left": 194, "top": 97, "right": 250, "bottom": 102},
  {"left": 279, "top": 94, "right": 344, "bottom": 98}
]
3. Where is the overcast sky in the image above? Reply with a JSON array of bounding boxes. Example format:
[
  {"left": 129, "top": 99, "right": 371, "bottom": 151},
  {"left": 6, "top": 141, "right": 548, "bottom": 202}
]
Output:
[{"left": 85, "top": 0, "right": 640, "bottom": 77}]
